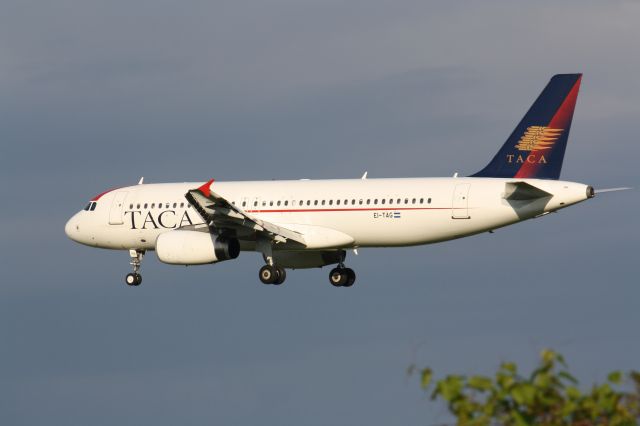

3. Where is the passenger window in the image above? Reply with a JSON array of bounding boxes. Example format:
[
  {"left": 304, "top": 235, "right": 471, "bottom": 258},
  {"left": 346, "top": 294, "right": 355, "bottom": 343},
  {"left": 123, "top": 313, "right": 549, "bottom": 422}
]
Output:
[
  {"left": 359, "top": 199, "right": 363, "bottom": 205},
  {"left": 284, "top": 201, "right": 288, "bottom": 206},
  {"left": 129, "top": 204, "right": 133, "bottom": 209},
  {"left": 242, "top": 201, "right": 246, "bottom": 207},
  {"left": 307, "top": 200, "right": 311, "bottom": 206},
  {"left": 180, "top": 203, "right": 184, "bottom": 208},
  {"left": 374, "top": 199, "right": 378, "bottom": 205},
  {"left": 428, "top": 198, "right": 432, "bottom": 204},
  {"left": 329, "top": 200, "right": 333, "bottom": 205},
  {"left": 397, "top": 198, "right": 401, "bottom": 204},
  {"left": 269, "top": 201, "right": 273, "bottom": 206},
  {"left": 336, "top": 200, "right": 341, "bottom": 205},
  {"left": 366, "top": 199, "right": 370, "bottom": 205},
  {"left": 172, "top": 203, "right": 176, "bottom": 208},
  {"left": 254, "top": 201, "right": 258, "bottom": 207},
  {"left": 404, "top": 198, "right": 409, "bottom": 204},
  {"left": 412, "top": 198, "right": 416, "bottom": 204},
  {"left": 321, "top": 200, "right": 325, "bottom": 206},
  {"left": 314, "top": 200, "right": 318, "bottom": 206},
  {"left": 165, "top": 203, "right": 169, "bottom": 208},
  {"left": 144, "top": 203, "right": 148, "bottom": 209},
  {"left": 420, "top": 198, "right": 424, "bottom": 204}
]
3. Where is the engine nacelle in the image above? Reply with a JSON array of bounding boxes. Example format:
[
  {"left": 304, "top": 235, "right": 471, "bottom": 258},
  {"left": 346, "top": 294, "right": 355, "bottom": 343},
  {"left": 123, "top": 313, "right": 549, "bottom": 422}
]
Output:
[{"left": 156, "top": 231, "right": 240, "bottom": 265}]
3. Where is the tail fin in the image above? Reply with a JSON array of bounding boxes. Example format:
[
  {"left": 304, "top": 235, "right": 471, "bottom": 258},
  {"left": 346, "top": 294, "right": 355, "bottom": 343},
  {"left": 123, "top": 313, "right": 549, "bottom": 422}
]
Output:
[{"left": 472, "top": 74, "right": 582, "bottom": 180}]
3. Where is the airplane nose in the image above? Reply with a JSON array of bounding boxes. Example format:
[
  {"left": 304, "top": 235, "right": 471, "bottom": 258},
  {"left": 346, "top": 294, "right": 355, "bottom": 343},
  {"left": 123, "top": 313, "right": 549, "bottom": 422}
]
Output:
[{"left": 65, "top": 214, "right": 80, "bottom": 241}]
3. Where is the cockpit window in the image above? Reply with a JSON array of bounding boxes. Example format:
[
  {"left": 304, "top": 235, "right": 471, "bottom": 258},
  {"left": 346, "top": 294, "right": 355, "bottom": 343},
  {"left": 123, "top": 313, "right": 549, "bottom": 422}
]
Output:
[
  {"left": 84, "top": 203, "right": 91, "bottom": 211},
  {"left": 84, "top": 202, "right": 97, "bottom": 211}
]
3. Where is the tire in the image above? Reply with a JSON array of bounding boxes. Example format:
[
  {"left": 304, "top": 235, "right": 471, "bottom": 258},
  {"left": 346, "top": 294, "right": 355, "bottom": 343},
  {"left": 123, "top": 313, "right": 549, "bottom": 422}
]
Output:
[
  {"left": 134, "top": 273, "right": 142, "bottom": 286},
  {"left": 329, "top": 268, "right": 348, "bottom": 287},
  {"left": 259, "top": 265, "right": 277, "bottom": 284},
  {"left": 125, "top": 273, "right": 137, "bottom": 286},
  {"left": 344, "top": 268, "right": 356, "bottom": 287},
  {"left": 273, "top": 267, "right": 287, "bottom": 285}
]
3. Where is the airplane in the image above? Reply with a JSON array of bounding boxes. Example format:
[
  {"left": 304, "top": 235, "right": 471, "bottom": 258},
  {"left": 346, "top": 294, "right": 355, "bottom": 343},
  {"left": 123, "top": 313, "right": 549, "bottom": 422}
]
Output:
[{"left": 65, "top": 73, "right": 628, "bottom": 287}]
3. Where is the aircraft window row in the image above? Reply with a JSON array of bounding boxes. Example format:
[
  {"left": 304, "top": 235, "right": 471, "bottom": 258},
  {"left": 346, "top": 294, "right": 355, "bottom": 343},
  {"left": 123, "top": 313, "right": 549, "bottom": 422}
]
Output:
[
  {"left": 239, "top": 197, "right": 432, "bottom": 208},
  {"left": 84, "top": 202, "right": 98, "bottom": 211},
  {"left": 129, "top": 202, "right": 189, "bottom": 209}
]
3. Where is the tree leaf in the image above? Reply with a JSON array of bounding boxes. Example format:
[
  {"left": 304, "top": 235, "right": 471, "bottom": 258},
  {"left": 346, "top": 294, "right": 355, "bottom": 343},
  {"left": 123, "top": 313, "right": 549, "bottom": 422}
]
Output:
[
  {"left": 608, "top": 371, "right": 623, "bottom": 385},
  {"left": 559, "top": 370, "right": 578, "bottom": 385},
  {"left": 468, "top": 375, "right": 493, "bottom": 392},
  {"left": 420, "top": 368, "right": 433, "bottom": 389},
  {"left": 501, "top": 362, "right": 517, "bottom": 374}
]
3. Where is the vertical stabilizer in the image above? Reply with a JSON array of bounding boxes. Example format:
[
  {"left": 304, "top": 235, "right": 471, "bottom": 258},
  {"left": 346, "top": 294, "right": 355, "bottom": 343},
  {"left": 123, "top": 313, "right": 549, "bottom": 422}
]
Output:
[{"left": 472, "top": 74, "right": 582, "bottom": 180}]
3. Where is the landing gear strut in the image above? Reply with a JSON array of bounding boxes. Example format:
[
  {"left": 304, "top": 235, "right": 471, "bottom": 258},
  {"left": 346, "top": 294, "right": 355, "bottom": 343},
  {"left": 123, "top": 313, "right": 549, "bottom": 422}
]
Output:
[
  {"left": 329, "top": 264, "right": 356, "bottom": 287},
  {"left": 257, "top": 238, "right": 286, "bottom": 285},
  {"left": 125, "top": 249, "right": 145, "bottom": 286}
]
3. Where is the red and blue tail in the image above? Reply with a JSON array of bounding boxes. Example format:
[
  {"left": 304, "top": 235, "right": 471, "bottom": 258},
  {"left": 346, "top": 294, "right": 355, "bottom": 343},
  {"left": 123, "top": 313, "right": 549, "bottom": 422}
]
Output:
[{"left": 472, "top": 74, "right": 582, "bottom": 180}]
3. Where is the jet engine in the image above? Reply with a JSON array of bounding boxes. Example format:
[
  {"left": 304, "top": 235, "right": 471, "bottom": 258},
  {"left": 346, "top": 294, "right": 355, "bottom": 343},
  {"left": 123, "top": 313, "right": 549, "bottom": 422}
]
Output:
[{"left": 156, "top": 230, "right": 240, "bottom": 265}]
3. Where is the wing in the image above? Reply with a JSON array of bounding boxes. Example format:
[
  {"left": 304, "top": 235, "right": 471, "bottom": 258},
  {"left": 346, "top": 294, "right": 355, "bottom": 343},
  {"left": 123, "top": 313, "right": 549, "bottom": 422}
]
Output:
[{"left": 184, "top": 179, "right": 306, "bottom": 246}]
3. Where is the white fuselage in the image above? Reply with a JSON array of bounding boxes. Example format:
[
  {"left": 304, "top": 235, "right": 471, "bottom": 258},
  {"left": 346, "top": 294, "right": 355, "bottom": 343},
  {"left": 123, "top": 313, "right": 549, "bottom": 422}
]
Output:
[{"left": 65, "top": 177, "right": 591, "bottom": 252}]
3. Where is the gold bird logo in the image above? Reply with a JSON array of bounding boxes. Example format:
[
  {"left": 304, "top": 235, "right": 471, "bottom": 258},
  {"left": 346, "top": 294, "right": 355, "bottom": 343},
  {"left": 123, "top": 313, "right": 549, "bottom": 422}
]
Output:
[{"left": 515, "top": 126, "right": 563, "bottom": 151}]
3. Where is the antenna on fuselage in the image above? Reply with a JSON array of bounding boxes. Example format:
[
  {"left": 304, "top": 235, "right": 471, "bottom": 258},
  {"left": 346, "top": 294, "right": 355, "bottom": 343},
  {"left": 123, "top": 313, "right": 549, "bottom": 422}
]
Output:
[
  {"left": 361, "top": 171, "right": 368, "bottom": 180},
  {"left": 138, "top": 177, "right": 144, "bottom": 185}
]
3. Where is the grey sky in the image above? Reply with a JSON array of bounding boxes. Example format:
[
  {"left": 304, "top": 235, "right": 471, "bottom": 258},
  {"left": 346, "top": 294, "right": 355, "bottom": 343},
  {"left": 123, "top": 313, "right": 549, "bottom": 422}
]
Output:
[{"left": 1, "top": 1, "right": 638, "bottom": 425}]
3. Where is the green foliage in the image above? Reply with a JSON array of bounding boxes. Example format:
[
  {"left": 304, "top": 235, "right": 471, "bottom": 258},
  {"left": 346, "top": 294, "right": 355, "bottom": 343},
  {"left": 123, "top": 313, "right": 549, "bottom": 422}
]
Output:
[{"left": 412, "top": 349, "right": 640, "bottom": 425}]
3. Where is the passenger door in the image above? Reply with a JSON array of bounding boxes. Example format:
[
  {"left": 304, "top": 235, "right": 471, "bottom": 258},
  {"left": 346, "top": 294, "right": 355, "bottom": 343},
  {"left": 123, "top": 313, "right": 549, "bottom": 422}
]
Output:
[
  {"left": 109, "top": 191, "right": 128, "bottom": 225},
  {"left": 451, "top": 184, "right": 471, "bottom": 219}
]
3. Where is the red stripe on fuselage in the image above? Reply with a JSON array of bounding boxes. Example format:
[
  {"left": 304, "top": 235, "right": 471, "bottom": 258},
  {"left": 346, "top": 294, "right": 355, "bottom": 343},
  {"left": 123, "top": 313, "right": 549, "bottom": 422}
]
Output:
[
  {"left": 90, "top": 187, "right": 123, "bottom": 201},
  {"left": 514, "top": 76, "right": 581, "bottom": 178},
  {"left": 245, "top": 207, "right": 451, "bottom": 213}
]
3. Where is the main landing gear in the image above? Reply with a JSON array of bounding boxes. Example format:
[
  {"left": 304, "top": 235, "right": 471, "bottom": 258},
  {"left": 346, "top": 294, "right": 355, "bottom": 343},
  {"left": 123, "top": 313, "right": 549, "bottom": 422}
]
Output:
[
  {"left": 329, "top": 265, "right": 356, "bottom": 287},
  {"left": 259, "top": 264, "right": 287, "bottom": 285},
  {"left": 125, "top": 249, "right": 145, "bottom": 286}
]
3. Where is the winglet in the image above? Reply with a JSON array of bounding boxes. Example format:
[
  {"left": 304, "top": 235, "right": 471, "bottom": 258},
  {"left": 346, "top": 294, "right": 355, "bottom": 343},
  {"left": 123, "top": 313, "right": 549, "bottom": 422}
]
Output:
[{"left": 197, "top": 179, "right": 215, "bottom": 197}]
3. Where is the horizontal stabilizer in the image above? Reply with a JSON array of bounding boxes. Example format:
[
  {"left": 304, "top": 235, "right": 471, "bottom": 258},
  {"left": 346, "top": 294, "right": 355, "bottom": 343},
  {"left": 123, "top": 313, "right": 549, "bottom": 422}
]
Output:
[{"left": 504, "top": 181, "right": 552, "bottom": 201}]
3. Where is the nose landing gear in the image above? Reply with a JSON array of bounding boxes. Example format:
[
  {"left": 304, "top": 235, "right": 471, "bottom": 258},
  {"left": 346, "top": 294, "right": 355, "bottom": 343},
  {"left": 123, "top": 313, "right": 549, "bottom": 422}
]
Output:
[{"left": 125, "top": 249, "right": 145, "bottom": 286}]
